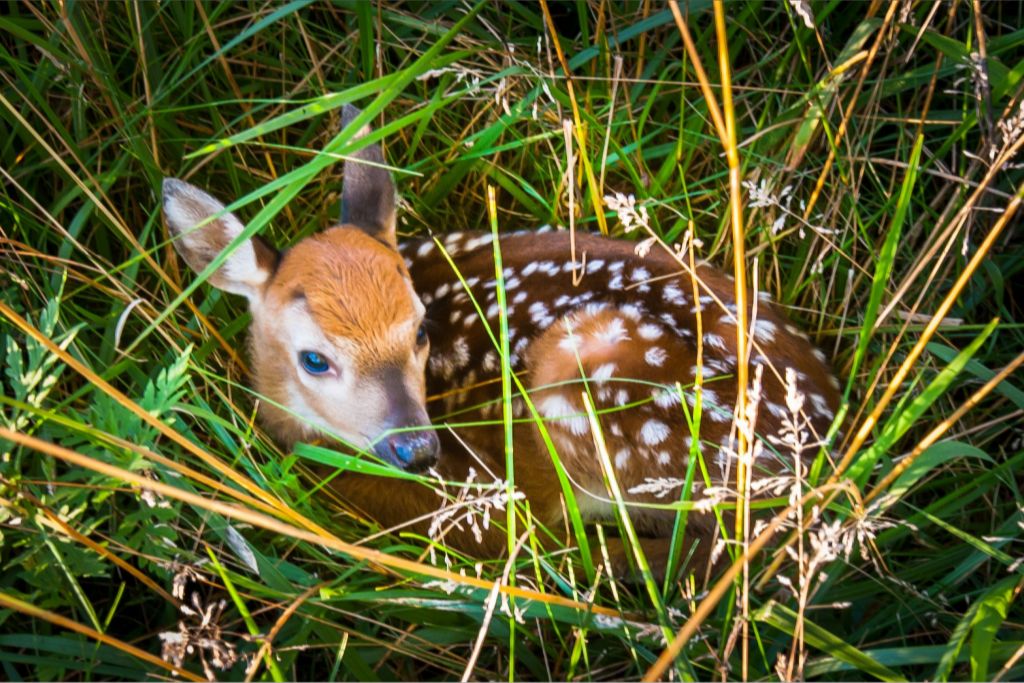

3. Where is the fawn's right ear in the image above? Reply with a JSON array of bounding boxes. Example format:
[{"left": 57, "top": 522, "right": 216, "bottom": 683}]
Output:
[{"left": 162, "top": 178, "right": 279, "bottom": 303}]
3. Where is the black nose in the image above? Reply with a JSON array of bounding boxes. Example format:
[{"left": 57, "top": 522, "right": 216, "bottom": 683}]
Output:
[{"left": 374, "top": 429, "right": 439, "bottom": 471}]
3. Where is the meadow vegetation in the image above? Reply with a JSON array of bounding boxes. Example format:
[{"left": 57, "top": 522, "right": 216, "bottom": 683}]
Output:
[{"left": 0, "top": 0, "right": 1022, "bottom": 680}]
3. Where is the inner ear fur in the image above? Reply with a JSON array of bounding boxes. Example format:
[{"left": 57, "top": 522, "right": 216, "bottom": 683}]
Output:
[{"left": 162, "top": 178, "right": 279, "bottom": 301}]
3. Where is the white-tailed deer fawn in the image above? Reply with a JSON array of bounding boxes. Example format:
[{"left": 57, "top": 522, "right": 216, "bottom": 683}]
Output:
[{"left": 163, "top": 105, "right": 839, "bottom": 576}]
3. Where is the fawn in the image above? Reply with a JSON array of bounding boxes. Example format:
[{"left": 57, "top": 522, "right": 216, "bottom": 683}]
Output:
[{"left": 163, "top": 105, "right": 840, "bottom": 577}]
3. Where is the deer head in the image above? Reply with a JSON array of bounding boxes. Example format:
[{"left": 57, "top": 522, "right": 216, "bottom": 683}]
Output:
[{"left": 162, "top": 106, "right": 439, "bottom": 471}]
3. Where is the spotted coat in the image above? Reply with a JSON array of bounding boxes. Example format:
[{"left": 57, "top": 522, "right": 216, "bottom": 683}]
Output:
[{"left": 396, "top": 229, "right": 840, "bottom": 546}]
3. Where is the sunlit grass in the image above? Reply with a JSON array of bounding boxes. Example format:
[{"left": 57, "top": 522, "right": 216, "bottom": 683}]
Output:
[{"left": 1, "top": 1, "right": 1022, "bottom": 680}]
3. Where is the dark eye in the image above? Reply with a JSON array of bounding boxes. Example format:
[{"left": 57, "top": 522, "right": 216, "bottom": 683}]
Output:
[
  {"left": 299, "top": 350, "right": 331, "bottom": 375},
  {"left": 416, "top": 323, "right": 429, "bottom": 347}
]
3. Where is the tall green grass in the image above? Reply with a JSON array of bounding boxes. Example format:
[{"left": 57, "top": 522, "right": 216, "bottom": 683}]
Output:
[{"left": 1, "top": 1, "right": 1022, "bottom": 680}]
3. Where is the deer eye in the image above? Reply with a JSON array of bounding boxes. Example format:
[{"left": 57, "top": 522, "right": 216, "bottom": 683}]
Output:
[
  {"left": 299, "top": 350, "right": 331, "bottom": 375},
  {"left": 416, "top": 323, "right": 429, "bottom": 348}
]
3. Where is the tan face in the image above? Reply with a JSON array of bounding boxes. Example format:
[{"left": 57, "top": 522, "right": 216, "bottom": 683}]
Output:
[
  {"left": 250, "top": 227, "right": 435, "bottom": 463},
  {"left": 163, "top": 104, "right": 439, "bottom": 469}
]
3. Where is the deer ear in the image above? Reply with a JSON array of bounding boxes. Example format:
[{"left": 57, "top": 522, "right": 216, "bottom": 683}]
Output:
[
  {"left": 340, "top": 104, "right": 397, "bottom": 247},
  {"left": 162, "top": 178, "right": 279, "bottom": 303}
]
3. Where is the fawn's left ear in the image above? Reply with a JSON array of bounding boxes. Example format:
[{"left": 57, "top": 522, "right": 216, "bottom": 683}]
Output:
[
  {"left": 162, "top": 178, "right": 279, "bottom": 304},
  {"left": 339, "top": 104, "right": 397, "bottom": 247}
]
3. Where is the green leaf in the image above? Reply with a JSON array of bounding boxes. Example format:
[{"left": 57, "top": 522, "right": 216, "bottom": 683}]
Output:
[
  {"left": 883, "top": 441, "right": 994, "bottom": 506},
  {"left": 935, "top": 574, "right": 1022, "bottom": 681},
  {"left": 754, "top": 600, "right": 907, "bottom": 681},
  {"left": 847, "top": 134, "right": 923, "bottom": 395},
  {"left": 848, "top": 318, "right": 998, "bottom": 487}
]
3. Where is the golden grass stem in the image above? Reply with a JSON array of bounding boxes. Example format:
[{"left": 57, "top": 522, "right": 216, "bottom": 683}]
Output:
[
  {"left": 709, "top": 0, "right": 751, "bottom": 675},
  {"left": 832, "top": 181, "right": 1023, "bottom": 479},
  {"left": 244, "top": 582, "right": 323, "bottom": 683},
  {"left": 12, "top": 487, "right": 179, "bottom": 607},
  {"left": 864, "top": 348, "right": 1024, "bottom": 506},
  {"left": 0, "top": 91, "right": 247, "bottom": 372},
  {"left": 0, "top": 426, "right": 626, "bottom": 619},
  {"left": 0, "top": 299, "right": 319, "bottom": 533},
  {"left": 667, "top": 1, "right": 728, "bottom": 147},
  {"left": 538, "top": 0, "right": 609, "bottom": 236},
  {"left": 0, "top": 590, "right": 204, "bottom": 681},
  {"left": 757, "top": 180, "right": 1024, "bottom": 588},
  {"left": 801, "top": 1, "right": 895, "bottom": 222},
  {"left": 642, "top": 482, "right": 857, "bottom": 682}
]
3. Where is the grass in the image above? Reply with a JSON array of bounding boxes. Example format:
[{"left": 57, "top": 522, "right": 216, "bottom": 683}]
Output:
[{"left": 1, "top": 0, "right": 1023, "bottom": 680}]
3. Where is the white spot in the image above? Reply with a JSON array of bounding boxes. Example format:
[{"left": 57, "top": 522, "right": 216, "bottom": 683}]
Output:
[
  {"left": 688, "top": 388, "right": 720, "bottom": 408},
  {"left": 659, "top": 313, "right": 679, "bottom": 330},
  {"left": 449, "top": 310, "right": 462, "bottom": 324},
  {"left": 465, "top": 276, "right": 481, "bottom": 288},
  {"left": 528, "top": 301, "right": 548, "bottom": 320},
  {"left": 464, "top": 234, "right": 494, "bottom": 251},
  {"left": 766, "top": 402, "right": 788, "bottom": 419},
  {"left": 607, "top": 261, "right": 625, "bottom": 273},
  {"left": 514, "top": 336, "right": 530, "bottom": 355},
  {"left": 539, "top": 395, "right": 589, "bottom": 436},
  {"left": 657, "top": 451, "right": 672, "bottom": 465},
  {"left": 810, "top": 393, "right": 834, "bottom": 420},
  {"left": 558, "top": 334, "right": 582, "bottom": 353},
  {"left": 704, "top": 333, "right": 728, "bottom": 351},
  {"left": 609, "top": 274, "right": 625, "bottom": 290},
  {"left": 522, "top": 262, "right": 539, "bottom": 277},
  {"left": 593, "top": 317, "right": 630, "bottom": 345},
  {"left": 615, "top": 389, "right": 630, "bottom": 407},
  {"left": 539, "top": 261, "right": 559, "bottom": 276},
  {"left": 429, "top": 354, "right": 455, "bottom": 380},
  {"left": 752, "top": 319, "right": 777, "bottom": 343},
  {"left": 555, "top": 294, "right": 572, "bottom": 308},
  {"left": 653, "top": 388, "right": 678, "bottom": 408},
  {"left": 502, "top": 266, "right": 516, "bottom": 279},
  {"left": 645, "top": 347, "right": 667, "bottom": 367},
  {"left": 487, "top": 303, "right": 500, "bottom": 319},
  {"left": 513, "top": 291, "right": 528, "bottom": 304},
  {"left": 620, "top": 303, "right": 644, "bottom": 320},
  {"left": 812, "top": 348, "right": 828, "bottom": 364},
  {"left": 785, "top": 323, "right": 808, "bottom": 340},
  {"left": 638, "top": 323, "right": 663, "bottom": 340},
  {"left": 483, "top": 351, "right": 498, "bottom": 372},
  {"left": 610, "top": 423, "right": 624, "bottom": 437},
  {"left": 758, "top": 291, "right": 773, "bottom": 303},
  {"left": 417, "top": 241, "right": 435, "bottom": 257},
  {"left": 452, "top": 337, "right": 470, "bottom": 369},
  {"left": 463, "top": 312, "right": 478, "bottom": 327},
  {"left": 630, "top": 267, "right": 651, "bottom": 282},
  {"left": 614, "top": 448, "right": 631, "bottom": 469},
  {"left": 592, "top": 363, "right": 617, "bottom": 380},
  {"left": 504, "top": 276, "right": 521, "bottom": 290},
  {"left": 586, "top": 259, "right": 605, "bottom": 274},
  {"left": 641, "top": 419, "right": 671, "bottom": 446},
  {"left": 662, "top": 282, "right": 687, "bottom": 306},
  {"left": 434, "top": 283, "right": 451, "bottom": 299}
]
